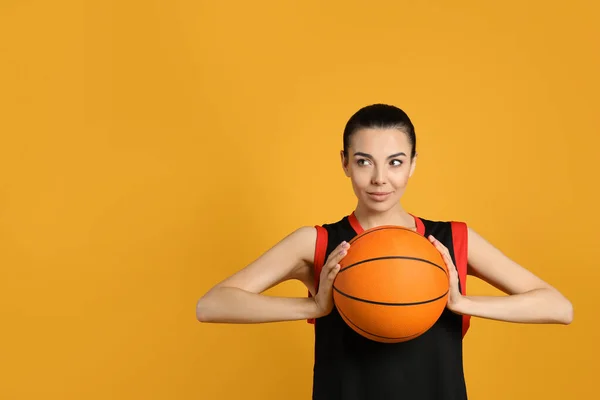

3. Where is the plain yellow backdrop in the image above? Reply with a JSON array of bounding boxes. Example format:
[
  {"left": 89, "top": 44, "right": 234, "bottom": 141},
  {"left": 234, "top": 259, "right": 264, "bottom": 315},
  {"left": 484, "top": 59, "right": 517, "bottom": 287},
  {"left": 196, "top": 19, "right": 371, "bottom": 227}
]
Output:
[{"left": 1, "top": 1, "right": 598, "bottom": 399}]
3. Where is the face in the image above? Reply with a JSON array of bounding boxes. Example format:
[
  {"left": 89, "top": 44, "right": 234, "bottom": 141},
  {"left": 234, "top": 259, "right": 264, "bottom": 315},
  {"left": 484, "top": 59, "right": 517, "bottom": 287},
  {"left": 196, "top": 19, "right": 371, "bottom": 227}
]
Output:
[{"left": 341, "top": 128, "right": 417, "bottom": 212}]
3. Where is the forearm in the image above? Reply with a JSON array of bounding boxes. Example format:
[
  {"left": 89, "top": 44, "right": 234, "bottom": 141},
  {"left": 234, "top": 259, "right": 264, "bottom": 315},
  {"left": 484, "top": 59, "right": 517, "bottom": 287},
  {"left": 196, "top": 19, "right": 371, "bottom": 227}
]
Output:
[
  {"left": 452, "top": 288, "right": 573, "bottom": 324},
  {"left": 196, "top": 286, "right": 320, "bottom": 324}
]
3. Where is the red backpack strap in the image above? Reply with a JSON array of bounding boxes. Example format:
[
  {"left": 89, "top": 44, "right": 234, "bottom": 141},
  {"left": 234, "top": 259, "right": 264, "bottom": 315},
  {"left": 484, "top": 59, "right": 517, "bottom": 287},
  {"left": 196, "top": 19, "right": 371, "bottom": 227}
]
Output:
[
  {"left": 451, "top": 221, "right": 471, "bottom": 338},
  {"left": 307, "top": 225, "right": 328, "bottom": 324}
]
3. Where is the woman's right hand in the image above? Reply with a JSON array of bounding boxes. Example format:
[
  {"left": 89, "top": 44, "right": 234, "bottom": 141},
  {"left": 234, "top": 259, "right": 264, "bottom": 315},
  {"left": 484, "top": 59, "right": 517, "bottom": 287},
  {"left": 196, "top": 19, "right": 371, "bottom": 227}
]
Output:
[
  {"left": 197, "top": 227, "right": 350, "bottom": 324},
  {"left": 313, "top": 241, "right": 350, "bottom": 317}
]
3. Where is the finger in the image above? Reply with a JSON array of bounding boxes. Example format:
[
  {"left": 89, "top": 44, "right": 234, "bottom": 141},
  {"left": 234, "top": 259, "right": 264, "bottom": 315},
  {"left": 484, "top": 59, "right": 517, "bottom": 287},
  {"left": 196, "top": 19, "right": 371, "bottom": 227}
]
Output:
[
  {"left": 319, "top": 265, "right": 341, "bottom": 291},
  {"left": 335, "top": 241, "right": 350, "bottom": 252},
  {"left": 430, "top": 236, "right": 451, "bottom": 258},
  {"left": 327, "top": 245, "right": 349, "bottom": 267},
  {"left": 328, "top": 264, "right": 341, "bottom": 280},
  {"left": 429, "top": 235, "right": 445, "bottom": 251},
  {"left": 432, "top": 240, "right": 447, "bottom": 256},
  {"left": 443, "top": 254, "right": 456, "bottom": 272},
  {"left": 429, "top": 240, "right": 455, "bottom": 270},
  {"left": 429, "top": 235, "right": 445, "bottom": 248},
  {"left": 430, "top": 236, "right": 448, "bottom": 253},
  {"left": 325, "top": 241, "right": 348, "bottom": 262},
  {"left": 439, "top": 248, "right": 452, "bottom": 263}
]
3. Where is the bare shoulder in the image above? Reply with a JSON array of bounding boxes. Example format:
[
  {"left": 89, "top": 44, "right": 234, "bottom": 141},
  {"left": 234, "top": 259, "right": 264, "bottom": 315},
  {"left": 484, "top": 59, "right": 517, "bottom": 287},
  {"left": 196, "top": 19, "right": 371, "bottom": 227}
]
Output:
[
  {"left": 209, "top": 226, "right": 317, "bottom": 295},
  {"left": 466, "top": 226, "right": 555, "bottom": 295}
]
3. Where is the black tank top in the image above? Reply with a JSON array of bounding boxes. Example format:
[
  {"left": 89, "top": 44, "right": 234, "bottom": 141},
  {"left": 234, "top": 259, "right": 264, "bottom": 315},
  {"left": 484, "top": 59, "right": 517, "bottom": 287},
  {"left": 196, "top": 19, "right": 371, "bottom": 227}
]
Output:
[{"left": 307, "top": 213, "right": 471, "bottom": 400}]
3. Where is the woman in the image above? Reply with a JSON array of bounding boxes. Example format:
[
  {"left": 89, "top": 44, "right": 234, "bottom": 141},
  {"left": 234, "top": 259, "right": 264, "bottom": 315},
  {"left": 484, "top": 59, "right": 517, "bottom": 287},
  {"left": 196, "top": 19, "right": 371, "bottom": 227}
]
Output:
[{"left": 196, "top": 104, "right": 573, "bottom": 400}]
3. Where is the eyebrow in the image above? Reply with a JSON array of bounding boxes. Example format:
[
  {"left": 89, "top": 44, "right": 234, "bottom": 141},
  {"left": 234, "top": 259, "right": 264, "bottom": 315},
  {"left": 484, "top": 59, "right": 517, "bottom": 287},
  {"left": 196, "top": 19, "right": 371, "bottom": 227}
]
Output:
[{"left": 353, "top": 151, "right": 407, "bottom": 159}]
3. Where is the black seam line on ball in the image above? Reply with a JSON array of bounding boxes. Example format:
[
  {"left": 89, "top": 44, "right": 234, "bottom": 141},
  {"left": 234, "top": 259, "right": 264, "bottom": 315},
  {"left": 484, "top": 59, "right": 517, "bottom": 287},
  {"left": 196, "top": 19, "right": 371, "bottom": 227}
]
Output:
[
  {"left": 349, "top": 225, "right": 422, "bottom": 244},
  {"left": 338, "top": 256, "right": 447, "bottom": 276},
  {"left": 337, "top": 307, "right": 425, "bottom": 341},
  {"left": 334, "top": 286, "right": 449, "bottom": 306}
]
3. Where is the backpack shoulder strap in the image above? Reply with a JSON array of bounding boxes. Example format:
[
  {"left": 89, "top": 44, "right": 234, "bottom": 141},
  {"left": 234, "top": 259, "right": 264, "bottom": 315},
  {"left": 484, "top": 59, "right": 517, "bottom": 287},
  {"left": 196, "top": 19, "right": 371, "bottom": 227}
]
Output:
[
  {"left": 451, "top": 221, "right": 471, "bottom": 338},
  {"left": 307, "top": 225, "right": 328, "bottom": 324}
]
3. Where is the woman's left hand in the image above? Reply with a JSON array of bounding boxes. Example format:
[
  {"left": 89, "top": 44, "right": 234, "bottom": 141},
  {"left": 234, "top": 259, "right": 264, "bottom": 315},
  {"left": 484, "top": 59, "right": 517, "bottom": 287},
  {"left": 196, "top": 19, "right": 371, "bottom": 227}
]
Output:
[{"left": 428, "top": 235, "right": 464, "bottom": 313}]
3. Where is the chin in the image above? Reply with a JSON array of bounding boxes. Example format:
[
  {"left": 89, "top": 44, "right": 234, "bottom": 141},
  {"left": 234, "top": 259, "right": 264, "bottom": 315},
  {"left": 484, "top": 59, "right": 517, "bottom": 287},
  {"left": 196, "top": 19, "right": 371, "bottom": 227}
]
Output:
[{"left": 362, "top": 197, "right": 395, "bottom": 212}]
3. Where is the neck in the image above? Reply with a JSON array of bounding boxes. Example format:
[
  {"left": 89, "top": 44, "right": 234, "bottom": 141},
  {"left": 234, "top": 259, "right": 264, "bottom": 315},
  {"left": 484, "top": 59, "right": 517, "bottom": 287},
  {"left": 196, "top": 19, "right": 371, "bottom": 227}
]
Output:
[{"left": 353, "top": 202, "right": 416, "bottom": 231}]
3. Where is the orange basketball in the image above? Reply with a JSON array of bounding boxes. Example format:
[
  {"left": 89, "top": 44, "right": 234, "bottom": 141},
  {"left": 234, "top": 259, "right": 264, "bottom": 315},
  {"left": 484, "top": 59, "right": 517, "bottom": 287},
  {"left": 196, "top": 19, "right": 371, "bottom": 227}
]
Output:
[{"left": 333, "top": 225, "right": 449, "bottom": 343}]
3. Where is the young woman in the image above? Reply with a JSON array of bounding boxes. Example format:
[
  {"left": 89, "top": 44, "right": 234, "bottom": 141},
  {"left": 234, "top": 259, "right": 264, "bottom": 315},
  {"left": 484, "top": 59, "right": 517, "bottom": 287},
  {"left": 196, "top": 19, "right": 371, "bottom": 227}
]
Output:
[{"left": 196, "top": 104, "right": 573, "bottom": 400}]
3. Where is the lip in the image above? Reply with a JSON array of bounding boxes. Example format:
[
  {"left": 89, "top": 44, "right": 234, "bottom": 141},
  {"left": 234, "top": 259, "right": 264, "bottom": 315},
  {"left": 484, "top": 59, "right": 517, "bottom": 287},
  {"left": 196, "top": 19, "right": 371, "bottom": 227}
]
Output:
[{"left": 367, "top": 191, "right": 393, "bottom": 201}]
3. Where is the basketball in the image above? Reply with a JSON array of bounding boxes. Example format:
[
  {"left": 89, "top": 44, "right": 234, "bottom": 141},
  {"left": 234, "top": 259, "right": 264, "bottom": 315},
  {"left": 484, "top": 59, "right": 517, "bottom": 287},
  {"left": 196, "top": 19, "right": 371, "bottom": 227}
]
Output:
[{"left": 332, "top": 225, "right": 449, "bottom": 343}]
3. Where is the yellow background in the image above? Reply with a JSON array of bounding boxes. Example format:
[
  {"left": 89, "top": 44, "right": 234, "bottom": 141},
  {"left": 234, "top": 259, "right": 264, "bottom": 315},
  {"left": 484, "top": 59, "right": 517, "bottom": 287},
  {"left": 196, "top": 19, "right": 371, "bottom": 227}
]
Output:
[{"left": 1, "top": 1, "right": 598, "bottom": 399}]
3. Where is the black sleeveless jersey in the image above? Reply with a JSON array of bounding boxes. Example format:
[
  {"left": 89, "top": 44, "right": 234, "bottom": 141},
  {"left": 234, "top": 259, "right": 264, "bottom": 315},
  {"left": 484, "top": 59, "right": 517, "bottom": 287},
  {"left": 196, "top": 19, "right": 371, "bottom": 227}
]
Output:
[{"left": 307, "top": 213, "right": 471, "bottom": 400}]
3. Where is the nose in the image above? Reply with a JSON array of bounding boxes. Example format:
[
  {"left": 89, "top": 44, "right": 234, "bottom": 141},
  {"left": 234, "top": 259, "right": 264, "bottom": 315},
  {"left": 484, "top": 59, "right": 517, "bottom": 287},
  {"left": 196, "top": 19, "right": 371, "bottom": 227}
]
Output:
[{"left": 371, "top": 166, "right": 386, "bottom": 186}]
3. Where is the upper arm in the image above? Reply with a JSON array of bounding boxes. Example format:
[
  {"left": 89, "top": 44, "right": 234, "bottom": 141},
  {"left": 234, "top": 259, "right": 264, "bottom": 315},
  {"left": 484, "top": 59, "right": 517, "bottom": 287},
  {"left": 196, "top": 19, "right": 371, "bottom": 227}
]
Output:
[
  {"left": 207, "top": 226, "right": 317, "bottom": 295},
  {"left": 467, "top": 227, "right": 554, "bottom": 295}
]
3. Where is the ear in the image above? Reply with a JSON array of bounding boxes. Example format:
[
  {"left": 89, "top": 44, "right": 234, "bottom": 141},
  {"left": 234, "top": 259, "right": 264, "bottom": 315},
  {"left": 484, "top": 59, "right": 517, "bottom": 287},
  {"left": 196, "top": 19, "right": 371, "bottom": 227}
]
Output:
[
  {"left": 408, "top": 153, "right": 418, "bottom": 178},
  {"left": 340, "top": 150, "right": 350, "bottom": 177}
]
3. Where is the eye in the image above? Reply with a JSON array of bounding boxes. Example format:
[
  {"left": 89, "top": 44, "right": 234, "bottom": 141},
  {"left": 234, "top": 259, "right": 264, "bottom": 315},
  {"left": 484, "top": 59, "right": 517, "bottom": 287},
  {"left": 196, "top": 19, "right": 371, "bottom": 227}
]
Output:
[
  {"left": 357, "top": 158, "right": 372, "bottom": 166},
  {"left": 390, "top": 159, "right": 403, "bottom": 166}
]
